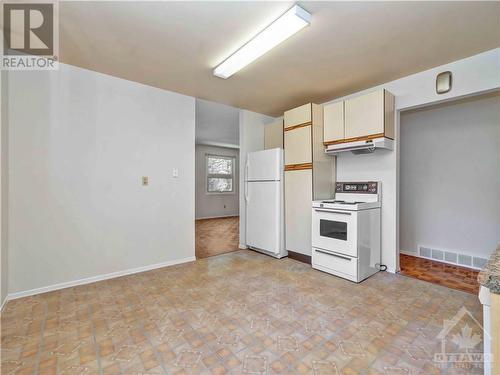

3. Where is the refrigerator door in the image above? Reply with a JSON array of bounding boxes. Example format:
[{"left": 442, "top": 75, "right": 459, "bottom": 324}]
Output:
[
  {"left": 246, "top": 148, "right": 282, "bottom": 181},
  {"left": 246, "top": 181, "right": 281, "bottom": 254}
]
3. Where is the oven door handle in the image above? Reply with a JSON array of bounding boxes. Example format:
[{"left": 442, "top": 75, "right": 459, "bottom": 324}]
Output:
[
  {"left": 315, "top": 249, "right": 352, "bottom": 261},
  {"left": 314, "top": 208, "right": 351, "bottom": 215}
]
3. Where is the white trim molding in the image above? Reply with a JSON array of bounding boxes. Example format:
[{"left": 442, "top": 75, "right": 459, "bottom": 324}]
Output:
[
  {"left": 239, "top": 244, "right": 247, "bottom": 250},
  {"left": 7, "top": 256, "right": 196, "bottom": 301},
  {"left": 196, "top": 141, "right": 239, "bottom": 149}
]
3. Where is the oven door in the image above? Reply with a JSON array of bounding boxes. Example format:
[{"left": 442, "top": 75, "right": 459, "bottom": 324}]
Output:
[{"left": 312, "top": 207, "right": 357, "bottom": 257}]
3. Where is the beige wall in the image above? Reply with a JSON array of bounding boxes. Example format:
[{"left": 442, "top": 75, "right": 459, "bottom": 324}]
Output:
[{"left": 7, "top": 64, "right": 196, "bottom": 296}]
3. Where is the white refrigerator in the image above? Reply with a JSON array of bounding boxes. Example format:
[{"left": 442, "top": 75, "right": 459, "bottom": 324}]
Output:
[{"left": 244, "top": 148, "right": 286, "bottom": 258}]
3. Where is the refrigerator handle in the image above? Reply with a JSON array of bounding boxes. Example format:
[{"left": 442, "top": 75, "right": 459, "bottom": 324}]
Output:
[{"left": 245, "top": 158, "right": 249, "bottom": 203}]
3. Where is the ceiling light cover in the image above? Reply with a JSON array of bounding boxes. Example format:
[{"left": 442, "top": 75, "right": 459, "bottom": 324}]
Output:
[{"left": 214, "top": 5, "right": 311, "bottom": 79}]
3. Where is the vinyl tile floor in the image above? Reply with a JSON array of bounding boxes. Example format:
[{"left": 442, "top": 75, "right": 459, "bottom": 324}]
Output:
[
  {"left": 1, "top": 250, "right": 484, "bottom": 374},
  {"left": 399, "top": 254, "right": 480, "bottom": 295},
  {"left": 195, "top": 217, "right": 239, "bottom": 259}
]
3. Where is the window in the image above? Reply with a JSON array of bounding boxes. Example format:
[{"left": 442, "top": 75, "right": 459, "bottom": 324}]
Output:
[{"left": 206, "top": 154, "right": 235, "bottom": 193}]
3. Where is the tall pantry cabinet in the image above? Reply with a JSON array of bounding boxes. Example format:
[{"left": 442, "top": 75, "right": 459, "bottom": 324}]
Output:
[{"left": 283, "top": 103, "right": 335, "bottom": 260}]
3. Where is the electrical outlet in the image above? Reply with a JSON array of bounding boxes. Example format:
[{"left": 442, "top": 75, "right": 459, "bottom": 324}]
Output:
[
  {"left": 142, "top": 176, "right": 149, "bottom": 186},
  {"left": 172, "top": 168, "right": 179, "bottom": 178}
]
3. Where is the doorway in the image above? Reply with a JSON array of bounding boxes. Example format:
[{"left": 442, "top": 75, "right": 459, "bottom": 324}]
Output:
[
  {"left": 398, "top": 92, "right": 500, "bottom": 293},
  {"left": 194, "top": 99, "right": 240, "bottom": 258}
]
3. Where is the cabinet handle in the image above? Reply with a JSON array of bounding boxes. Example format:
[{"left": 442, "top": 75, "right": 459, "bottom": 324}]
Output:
[{"left": 315, "top": 249, "right": 352, "bottom": 261}]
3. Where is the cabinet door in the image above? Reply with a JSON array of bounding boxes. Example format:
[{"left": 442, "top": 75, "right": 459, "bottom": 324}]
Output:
[
  {"left": 284, "top": 126, "right": 312, "bottom": 165},
  {"left": 284, "top": 103, "right": 311, "bottom": 129},
  {"left": 285, "top": 169, "right": 312, "bottom": 256},
  {"left": 264, "top": 120, "right": 284, "bottom": 149},
  {"left": 323, "top": 101, "right": 344, "bottom": 143},
  {"left": 345, "top": 90, "right": 384, "bottom": 139}
]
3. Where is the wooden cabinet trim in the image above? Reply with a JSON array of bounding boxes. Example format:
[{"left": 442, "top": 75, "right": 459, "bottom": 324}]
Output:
[
  {"left": 284, "top": 163, "right": 313, "bottom": 171},
  {"left": 283, "top": 121, "right": 312, "bottom": 132},
  {"left": 323, "top": 133, "right": 386, "bottom": 146}
]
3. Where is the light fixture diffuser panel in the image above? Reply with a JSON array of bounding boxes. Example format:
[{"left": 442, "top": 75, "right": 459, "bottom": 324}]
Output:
[{"left": 214, "top": 5, "right": 311, "bottom": 79}]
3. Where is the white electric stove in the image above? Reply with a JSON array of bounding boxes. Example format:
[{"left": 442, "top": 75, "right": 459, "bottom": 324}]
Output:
[{"left": 311, "top": 181, "right": 382, "bottom": 282}]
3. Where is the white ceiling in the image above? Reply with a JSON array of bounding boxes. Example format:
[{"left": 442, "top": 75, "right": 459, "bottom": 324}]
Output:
[
  {"left": 60, "top": 1, "right": 500, "bottom": 116},
  {"left": 195, "top": 99, "right": 239, "bottom": 146}
]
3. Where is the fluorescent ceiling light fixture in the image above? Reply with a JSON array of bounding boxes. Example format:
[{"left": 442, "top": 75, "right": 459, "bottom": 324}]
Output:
[{"left": 213, "top": 5, "right": 311, "bottom": 79}]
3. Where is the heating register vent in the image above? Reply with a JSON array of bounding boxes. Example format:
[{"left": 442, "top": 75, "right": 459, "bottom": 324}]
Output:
[{"left": 418, "top": 246, "right": 487, "bottom": 270}]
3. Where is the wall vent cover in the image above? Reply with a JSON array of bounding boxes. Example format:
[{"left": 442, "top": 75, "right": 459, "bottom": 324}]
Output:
[
  {"left": 419, "top": 247, "right": 432, "bottom": 258},
  {"left": 473, "top": 257, "right": 488, "bottom": 270},
  {"left": 444, "top": 251, "right": 458, "bottom": 263},
  {"left": 458, "top": 254, "right": 472, "bottom": 267},
  {"left": 416, "top": 246, "right": 484, "bottom": 270},
  {"left": 431, "top": 249, "right": 444, "bottom": 261}
]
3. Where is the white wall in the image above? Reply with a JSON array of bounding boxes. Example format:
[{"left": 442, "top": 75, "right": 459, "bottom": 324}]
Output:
[
  {"left": 1, "top": 71, "right": 8, "bottom": 308},
  {"left": 7, "top": 64, "right": 196, "bottom": 296},
  {"left": 195, "top": 144, "right": 239, "bottom": 219},
  {"left": 195, "top": 98, "right": 239, "bottom": 147},
  {"left": 325, "top": 48, "right": 500, "bottom": 273},
  {"left": 238, "top": 110, "right": 274, "bottom": 248},
  {"left": 400, "top": 94, "right": 500, "bottom": 259}
]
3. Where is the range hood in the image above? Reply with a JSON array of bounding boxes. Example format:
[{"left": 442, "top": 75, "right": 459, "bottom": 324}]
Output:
[{"left": 325, "top": 137, "right": 394, "bottom": 155}]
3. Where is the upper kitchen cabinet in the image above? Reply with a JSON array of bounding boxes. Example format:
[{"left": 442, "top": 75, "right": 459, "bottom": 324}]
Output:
[
  {"left": 323, "top": 101, "right": 344, "bottom": 143},
  {"left": 284, "top": 103, "right": 312, "bottom": 129},
  {"left": 284, "top": 125, "right": 312, "bottom": 165},
  {"left": 323, "top": 89, "right": 395, "bottom": 145},
  {"left": 345, "top": 89, "right": 394, "bottom": 140},
  {"left": 264, "top": 119, "right": 284, "bottom": 149}
]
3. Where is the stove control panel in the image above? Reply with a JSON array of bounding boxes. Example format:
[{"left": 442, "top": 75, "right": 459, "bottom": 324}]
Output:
[{"left": 335, "top": 182, "right": 378, "bottom": 194}]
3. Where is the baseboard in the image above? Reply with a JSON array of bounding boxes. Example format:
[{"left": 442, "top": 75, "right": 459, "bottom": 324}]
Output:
[
  {"left": 7, "top": 256, "right": 196, "bottom": 301},
  {"left": 195, "top": 215, "right": 239, "bottom": 220},
  {"left": 288, "top": 251, "right": 311, "bottom": 265}
]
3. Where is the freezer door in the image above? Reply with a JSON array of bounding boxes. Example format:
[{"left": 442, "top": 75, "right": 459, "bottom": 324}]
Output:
[
  {"left": 246, "top": 181, "right": 281, "bottom": 254},
  {"left": 246, "top": 148, "right": 282, "bottom": 181}
]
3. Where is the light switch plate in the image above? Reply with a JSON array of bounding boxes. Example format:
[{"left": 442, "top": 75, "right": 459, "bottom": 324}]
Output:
[
  {"left": 436, "top": 71, "right": 452, "bottom": 94},
  {"left": 172, "top": 168, "right": 179, "bottom": 178}
]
